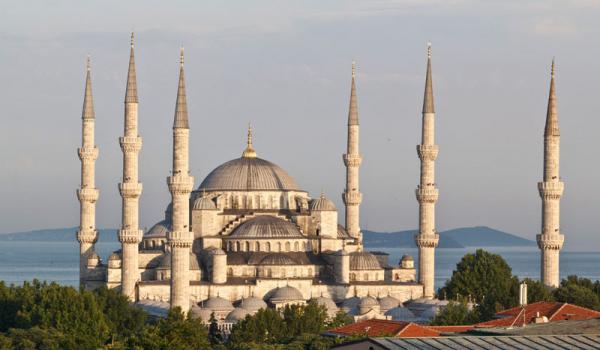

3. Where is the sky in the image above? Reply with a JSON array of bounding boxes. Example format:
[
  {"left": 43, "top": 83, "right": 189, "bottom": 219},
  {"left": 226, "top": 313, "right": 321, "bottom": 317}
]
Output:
[{"left": 0, "top": 0, "right": 599, "bottom": 250}]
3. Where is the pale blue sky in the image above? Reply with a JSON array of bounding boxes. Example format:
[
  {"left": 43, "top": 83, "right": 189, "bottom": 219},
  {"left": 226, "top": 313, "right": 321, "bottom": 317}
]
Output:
[{"left": 1, "top": 0, "right": 599, "bottom": 250}]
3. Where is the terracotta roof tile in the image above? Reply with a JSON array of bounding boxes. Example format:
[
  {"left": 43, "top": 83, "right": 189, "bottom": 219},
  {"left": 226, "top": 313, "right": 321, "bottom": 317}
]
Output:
[
  {"left": 475, "top": 302, "right": 600, "bottom": 328},
  {"left": 327, "top": 319, "right": 439, "bottom": 338}
]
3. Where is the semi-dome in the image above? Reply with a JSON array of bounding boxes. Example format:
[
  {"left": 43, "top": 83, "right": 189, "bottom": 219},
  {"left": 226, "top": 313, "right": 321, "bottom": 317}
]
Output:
[
  {"left": 310, "top": 193, "right": 336, "bottom": 211},
  {"left": 341, "top": 296, "right": 360, "bottom": 310},
  {"left": 349, "top": 251, "right": 381, "bottom": 270},
  {"left": 203, "top": 296, "right": 234, "bottom": 312},
  {"left": 359, "top": 295, "right": 379, "bottom": 309},
  {"left": 270, "top": 286, "right": 304, "bottom": 303},
  {"left": 260, "top": 253, "right": 298, "bottom": 266},
  {"left": 145, "top": 219, "right": 170, "bottom": 238},
  {"left": 193, "top": 196, "right": 217, "bottom": 210},
  {"left": 191, "top": 306, "right": 213, "bottom": 322},
  {"left": 240, "top": 296, "right": 267, "bottom": 311},
  {"left": 226, "top": 307, "right": 251, "bottom": 322},
  {"left": 311, "top": 296, "right": 338, "bottom": 314},
  {"left": 199, "top": 157, "right": 301, "bottom": 192},
  {"left": 385, "top": 306, "right": 416, "bottom": 321},
  {"left": 229, "top": 216, "right": 303, "bottom": 239},
  {"left": 157, "top": 253, "right": 200, "bottom": 270}
]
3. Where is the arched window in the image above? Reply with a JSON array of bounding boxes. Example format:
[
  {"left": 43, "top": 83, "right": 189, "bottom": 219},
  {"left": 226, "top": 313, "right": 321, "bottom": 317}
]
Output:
[
  {"left": 227, "top": 241, "right": 232, "bottom": 251},
  {"left": 277, "top": 242, "right": 282, "bottom": 252},
  {"left": 364, "top": 273, "right": 369, "bottom": 281},
  {"left": 255, "top": 241, "right": 260, "bottom": 252},
  {"left": 235, "top": 241, "right": 240, "bottom": 252},
  {"left": 245, "top": 241, "right": 250, "bottom": 252},
  {"left": 267, "top": 268, "right": 272, "bottom": 277},
  {"left": 285, "top": 242, "right": 291, "bottom": 252},
  {"left": 228, "top": 268, "right": 233, "bottom": 276},
  {"left": 266, "top": 242, "right": 271, "bottom": 252},
  {"left": 294, "top": 242, "right": 299, "bottom": 251},
  {"left": 350, "top": 273, "right": 356, "bottom": 281},
  {"left": 302, "top": 242, "right": 307, "bottom": 251}
]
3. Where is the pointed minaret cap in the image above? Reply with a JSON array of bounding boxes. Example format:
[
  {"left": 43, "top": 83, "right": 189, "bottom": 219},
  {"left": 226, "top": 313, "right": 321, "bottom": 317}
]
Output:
[
  {"left": 422, "top": 41, "right": 435, "bottom": 114},
  {"left": 545, "top": 58, "right": 559, "bottom": 137},
  {"left": 125, "top": 32, "right": 139, "bottom": 103},
  {"left": 82, "top": 55, "right": 95, "bottom": 119},
  {"left": 348, "top": 60, "right": 359, "bottom": 125},
  {"left": 242, "top": 124, "right": 257, "bottom": 158},
  {"left": 173, "top": 47, "right": 189, "bottom": 129}
]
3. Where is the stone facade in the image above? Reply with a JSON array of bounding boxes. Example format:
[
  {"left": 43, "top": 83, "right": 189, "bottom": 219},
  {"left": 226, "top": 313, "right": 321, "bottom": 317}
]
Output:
[{"left": 537, "top": 60, "right": 564, "bottom": 288}]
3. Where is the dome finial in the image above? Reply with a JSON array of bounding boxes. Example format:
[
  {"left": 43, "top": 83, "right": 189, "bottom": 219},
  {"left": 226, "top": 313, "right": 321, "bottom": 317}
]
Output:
[
  {"left": 180, "top": 46, "right": 184, "bottom": 67},
  {"left": 427, "top": 41, "right": 432, "bottom": 59},
  {"left": 86, "top": 55, "right": 91, "bottom": 71},
  {"left": 130, "top": 32, "right": 135, "bottom": 48},
  {"left": 351, "top": 60, "right": 356, "bottom": 78},
  {"left": 242, "top": 123, "right": 257, "bottom": 158}
]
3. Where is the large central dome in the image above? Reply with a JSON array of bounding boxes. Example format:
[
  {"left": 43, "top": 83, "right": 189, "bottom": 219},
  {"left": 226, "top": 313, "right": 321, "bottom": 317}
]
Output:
[{"left": 199, "top": 157, "right": 301, "bottom": 191}]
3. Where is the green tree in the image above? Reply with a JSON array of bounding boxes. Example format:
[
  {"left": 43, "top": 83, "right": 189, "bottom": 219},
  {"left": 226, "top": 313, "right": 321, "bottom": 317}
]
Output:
[
  {"left": 429, "top": 301, "right": 478, "bottom": 325},
  {"left": 439, "top": 249, "right": 519, "bottom": 320},
  {"left": 229, "top": 307, "right": 286, "bottom": 345},
  {"left": 327, "top": 311, "right": 353, "bottom": 329},
  {"left": 208, "top": 312, "right": 224, "bottom": 346},
  {"left": 553, "top": 284, "right": 600, "bottom": 310}
]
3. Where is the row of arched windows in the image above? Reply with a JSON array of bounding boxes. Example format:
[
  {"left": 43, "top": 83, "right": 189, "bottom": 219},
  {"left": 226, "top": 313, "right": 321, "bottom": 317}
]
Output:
[{"left": 225, "top": 240, "right": 308, "bottom": 253}]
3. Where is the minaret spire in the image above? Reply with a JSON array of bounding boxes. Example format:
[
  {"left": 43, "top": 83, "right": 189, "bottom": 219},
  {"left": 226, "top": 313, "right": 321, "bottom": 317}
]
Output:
[
  {"left": 343, "top": 60, "right": 363, "bottom": 244},
  {"left": 537, "top": 59, "right": 564, "bottom": 288},
  {"left": 168, "top": 48, "right": 195, "bottom": 312},
  {"left": 242, "top": 123, "right": 257, "bottom": 158},
  {"left": 77, "top": 56, "right": 100, "bottom": 288},
  {"left": 118, "top": 34, "right": 143, "bottom": 301},
  {"left": 415, "top": 42, "right": 440, "bottom": 299},
  {"left": 173, "top": 47, "right": 189, "bottom": 129}
]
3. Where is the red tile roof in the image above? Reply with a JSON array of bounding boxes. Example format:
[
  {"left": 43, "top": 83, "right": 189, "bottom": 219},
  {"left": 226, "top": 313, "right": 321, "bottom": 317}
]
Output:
[
  {"left": 475, "top": 301, "right": 600, "bottom": 328},
  {"left": 427, "top": 325, "right": 475, "bottom": 333},
  {"left": 327, "top": 319, "right": 440, "bottom": 338}
]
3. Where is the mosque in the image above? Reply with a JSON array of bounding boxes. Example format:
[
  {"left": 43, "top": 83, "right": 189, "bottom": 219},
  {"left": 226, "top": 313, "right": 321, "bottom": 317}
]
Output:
[{"left": 76, "top": 35, "right": 564, "bottom": 324}]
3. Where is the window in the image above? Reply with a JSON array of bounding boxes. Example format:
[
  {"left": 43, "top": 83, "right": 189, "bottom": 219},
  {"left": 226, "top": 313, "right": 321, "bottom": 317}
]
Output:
[
  {"left": 277, "top": 242, "right": 282, "bottom": 252},
  {"left": 235, "top": 241, "right": 240, "bottom": 252},
  {"left": 285, "top": 242, "right": 291, "bottom": 252},
  {"left": 245, "top": 241, "right": 250, "bottom": 252},
  {"left": 266, "top": 242, "right": 271, "bottom": 252},
  {"left": 255, "top": 241, "right": 260, "bottom": 252},
  {"left": 294, "top": 242, "right": 299, "bottom": 251}
]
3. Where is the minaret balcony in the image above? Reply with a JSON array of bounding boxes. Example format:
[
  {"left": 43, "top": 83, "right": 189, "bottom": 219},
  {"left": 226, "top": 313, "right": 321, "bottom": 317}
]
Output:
[
  {"left": 343, "top": 154, "right": 363, "bottom": 167},
  {"left": 167, "top": 230, "right": 193, "bottom": 247},
  {"left": 342, "top": 191, "right": 362, "bottom": 205},
  {"left": 415, "top": 233, "right": 439, "bottom": 248},
  {"left": 538, "top": 181, "right": 564, "bottom": 199},
  {"left": 119, "top": 136, "right": 142, "bottom": 153},
  {"left": 417, "top": 145, "right": 439, "bottom": 161},
  {"left": 167, "top": 175, "right": 194, "bottom": 195},
  {"left": 536, "top": 233, "right": 564, "bottom": 250},
  {"left": 78, "top": 146, "right": 98, "bottom": 161},
  {"left": 77, "top": 188, "right": 99, "bottom": 203},
  {"left": 76, "top": 229, "right": 98, "bottom": 244},
  {"left": 415, "top": 187, "right": 438, "bottom": 203},
  {"left": 118, "top": 229, "right": 143, "bottom": 244},
  {"left": 119, "top": 182, "right": 142, "bottom": 198}
]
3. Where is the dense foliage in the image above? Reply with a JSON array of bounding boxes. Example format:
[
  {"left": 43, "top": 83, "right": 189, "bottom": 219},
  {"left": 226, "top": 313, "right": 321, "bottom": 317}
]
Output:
[{"left": 435, "top": 250, "right": 600, "bottom": 325}]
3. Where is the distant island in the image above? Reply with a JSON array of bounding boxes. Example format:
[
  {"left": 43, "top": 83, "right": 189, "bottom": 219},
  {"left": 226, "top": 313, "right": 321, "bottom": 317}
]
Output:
[
  {"left": 0, "top": 226, "right": 535, "bottom": 248},
  {"left": 363, "top": 226, "right": 535, "bottom": 248}
]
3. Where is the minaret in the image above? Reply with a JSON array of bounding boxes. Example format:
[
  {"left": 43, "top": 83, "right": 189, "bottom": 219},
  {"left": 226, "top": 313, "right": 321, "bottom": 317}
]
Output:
[
  {"left": 415, "top": 43, "right": 439, "bottom": 299},
  {"left": 342, "top": 61, "right": 363, "bottom": 243},
  {"left": 118, "top": 33, "right": 143, "bottom": 301},
  {"left": 168, "top": 48, "right": 194, "bottom": 311},
  {"left": 537, "top": 59, "right": 564, "bottom": 288},
  {"left": 76, "top": 56, "right": 99, "bottom": 287}
]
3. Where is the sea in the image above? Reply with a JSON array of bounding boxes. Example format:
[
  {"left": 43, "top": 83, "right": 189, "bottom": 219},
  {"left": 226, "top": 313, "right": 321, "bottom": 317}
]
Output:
[{"left": 1, "top": 241, "right": 599, "bottom": 289}]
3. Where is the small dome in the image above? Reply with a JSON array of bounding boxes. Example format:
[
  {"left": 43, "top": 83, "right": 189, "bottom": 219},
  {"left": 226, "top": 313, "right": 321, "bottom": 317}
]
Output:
[
  {"left": 379, "top": 296, "right": 400, "bottom": 311},
  {"left": 158, "top": 253, "right": 200, "bottom": 270},
  {"left": 385, "top": 306, "right": 416, "bottom": 321},
  {"left": 341, "top": 296, "right": 360, "bottom": 310},
  {"left": 240, "top": 297, "right": 267, "bottom": 311},
  {"left": 229, "top": 216, "right": 303, "bottom": 239},
  {"left": 145, "top": 220, "right": 170, "bottom": 238},
  {"left": 193, "top": 196, "right": 217, "bottom": 210},
  {"left": 191, "top": 306, "right": 213, "bottom": 322},
  {"left": 359, "top": 296, "right": 379, "bottom": 309},
  {"left": 311, "top": 297, "right": 338, "bottom": 314},
  {"left": 349, "top": 251, "right": 381, "bottom": 270},
  {"left": 260, "top": 253, "right": 298, "bottom": 266},
  {"left": 108, "top": 252, "right": 121, "bottom": 261},
  {"left": 226, "top": 308, "right": 251, "bottom": 322},
  {"left": 310, "top": 193, "right": 336, "bottom": 211},
  {"left": 203, "top": 296, "right": 234, "bottom": 312},
  {"left": 401, "top": 255, "right": 414, "bottom": 262},
  {"left": 270, "top": 286, "right": 304, "bottom": 303},
  {"left": 209, "top": 247, "right": 227, "bottom": 256},
  {"left": 88, "top": 252, "right": 100, "bottom": 260}
]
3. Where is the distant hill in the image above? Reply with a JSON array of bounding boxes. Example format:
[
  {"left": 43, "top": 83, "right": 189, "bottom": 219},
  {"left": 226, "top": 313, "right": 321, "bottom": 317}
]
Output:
[
  {"left": 0, "top": 225, "right": 535, "bottom": 248},
  {"left": 0, "top": 227, "right": 118, "bottom": 242},
  {"left": 363, "top": 226, "right": 535, "bottom": 248}
]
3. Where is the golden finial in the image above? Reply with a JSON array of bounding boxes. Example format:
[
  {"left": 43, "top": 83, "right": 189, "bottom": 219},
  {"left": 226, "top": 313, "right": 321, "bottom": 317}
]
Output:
[
  {"left": 242, "top": 123, "right": 257, "bottom": 158},
  {"left": 551, "top": 57, "right": 555, "bottom": 78},
  {"left": 86, "top": 55, "right": 91, "bottom": 71},
  {"left": 180, "top": 46, "right": 184, "bottom": 67},
  {"left": 427, "top": 41, "right": 432, "bottom": 59},
  {"left": 351, "top": 60, "right": 356, "bottom": 78}
]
